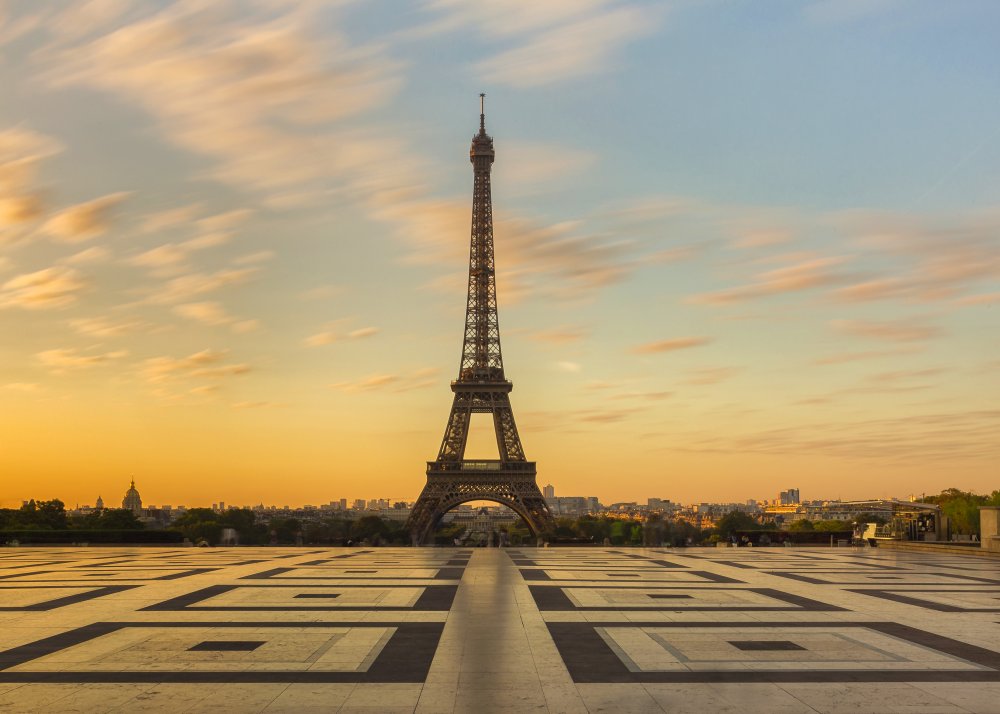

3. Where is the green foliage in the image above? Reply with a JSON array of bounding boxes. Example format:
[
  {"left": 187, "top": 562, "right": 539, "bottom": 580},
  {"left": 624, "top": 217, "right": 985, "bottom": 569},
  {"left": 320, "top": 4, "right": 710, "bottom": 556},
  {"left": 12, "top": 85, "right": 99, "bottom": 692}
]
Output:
[
  {"left": 170, "top": 507, "right": 268, "bottom": 545},
  {"left": 787, "top": 519, "right": 815, "bottom": 531},
  {"left": 813, "top": 519, "right": 851, "bottom": 532},
  {"left": 71, "top": 508, "right": 144, "bottom": 530},
  {"left": 853, "top": 512, "right": 887, "bottom": 526},
  {"left": 0, "top": 499, "right": 67, "bottom": 530},
  {"left": 920, "top": 488, "right": 994, "bottom": 535},
  {"left": 554, "top": 517, "right": 577, "bottom": 537},
  {"left": 351, "top": 515, "right": 388, "bottom": 543},
  {"left": 714, "top": 511, "right": 761, "bottom": 538}
]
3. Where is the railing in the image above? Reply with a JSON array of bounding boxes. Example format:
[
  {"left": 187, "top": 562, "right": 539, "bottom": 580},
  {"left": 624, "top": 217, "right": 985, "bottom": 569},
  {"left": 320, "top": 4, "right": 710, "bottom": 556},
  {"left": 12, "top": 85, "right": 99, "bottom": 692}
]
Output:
[{"left": 427, "top": 460, "right": 535, "bottom": 473}]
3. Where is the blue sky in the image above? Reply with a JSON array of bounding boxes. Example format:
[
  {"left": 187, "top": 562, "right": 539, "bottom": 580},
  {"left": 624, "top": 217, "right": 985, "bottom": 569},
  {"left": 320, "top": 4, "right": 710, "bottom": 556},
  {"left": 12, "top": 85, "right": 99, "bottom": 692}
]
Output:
[{"left": 0, "top": 1, "right": 998, "bottom": 508}]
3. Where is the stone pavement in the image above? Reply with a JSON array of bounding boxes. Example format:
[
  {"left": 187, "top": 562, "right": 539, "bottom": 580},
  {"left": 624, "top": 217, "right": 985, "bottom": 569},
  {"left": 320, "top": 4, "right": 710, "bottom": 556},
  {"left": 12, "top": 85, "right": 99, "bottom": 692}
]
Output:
[{"left": 1, "top": 545, "right": 1000, "bottom": 712}]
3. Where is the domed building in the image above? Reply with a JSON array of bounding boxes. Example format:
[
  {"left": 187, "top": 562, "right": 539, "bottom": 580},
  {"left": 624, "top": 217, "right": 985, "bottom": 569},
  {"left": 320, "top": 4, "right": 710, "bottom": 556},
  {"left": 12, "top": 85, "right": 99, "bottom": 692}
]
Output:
[
  {"left": 122, "top": 477, "right": 142, "bottom": 515},
  {"left": 95, "top": 495, "right": 104, "bottom": 511}
]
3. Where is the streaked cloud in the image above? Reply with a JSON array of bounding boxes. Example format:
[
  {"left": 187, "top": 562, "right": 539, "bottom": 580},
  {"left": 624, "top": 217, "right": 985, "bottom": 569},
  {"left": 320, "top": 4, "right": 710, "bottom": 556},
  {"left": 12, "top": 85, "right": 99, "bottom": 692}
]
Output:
[
  {"left": 425, "top": 1, "right": 662, "bottom": 87},
  {"left": 61, "top": 246, "right": 111, "bottom": 265},
  {"left": 632, "top": 336, "right": 711, "bottom": 354},
  {"left": 689, "top": 256, "right": 853, "bottom": 305},
  {"left": 304, "top": 324, "right": 379, "bottom": 347},
  {"left": 40, "top": 3, "right": 401, "bottom": 203},
  {"left": 173, "top": 301, "right": 235, "bottom": 326},
  {"left": 682, "top": 367, "right": 740, "bottom": 385},
  {"left": 69, "top": 316, "right": 148, "bottom": 338},
  {"left": 671, "top": 409, "right": 1000, "bottom": 463},
  {"left": 832, "top": 318, "right": 944, "bottom": 343},
  {"left": 3, "top": 382, "right": 42, "bottom": 392},
  {"left": 141, "top": 349, "right": 249, "bottom": 384},
  {"left": 833, "top": 211, "right": 1000, "bottom": 304},
  {"left": 331, "top": 367, "right": 439, "bottom": 393},
  {"left": 146, "top": 268, "right": 258, "bottom": 305},
  {"left": 528, "top": 326, "right": 588, "bottom": 344},
  {"left": 42, "top": 192, "right": 129, "bottom": 243},
  {"left": 37, "top": 347, "right": 127, "bottom": 373},
  {"left": 0, "top": 126, "right": 61, "bottom": 239},
  {"left": 811, "top": 348, "right": 918, "bottom": 365},
  {"left": 0, "top": 266, "right": 85, "bottom": 309}
]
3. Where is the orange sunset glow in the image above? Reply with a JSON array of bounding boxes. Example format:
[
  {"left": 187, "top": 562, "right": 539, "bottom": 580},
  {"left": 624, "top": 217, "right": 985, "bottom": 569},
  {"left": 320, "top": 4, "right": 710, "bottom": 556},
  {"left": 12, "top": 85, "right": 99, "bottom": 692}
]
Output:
[{"left": 1, "top": 1, "right": 998, "bottom": 511}]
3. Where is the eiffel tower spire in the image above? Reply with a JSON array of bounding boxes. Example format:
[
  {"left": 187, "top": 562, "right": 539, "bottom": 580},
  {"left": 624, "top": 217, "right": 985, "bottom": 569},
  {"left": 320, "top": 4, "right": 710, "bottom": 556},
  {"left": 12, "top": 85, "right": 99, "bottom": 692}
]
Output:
[{"left": 407, "top": 96, "right": 555, "bottom": 544}]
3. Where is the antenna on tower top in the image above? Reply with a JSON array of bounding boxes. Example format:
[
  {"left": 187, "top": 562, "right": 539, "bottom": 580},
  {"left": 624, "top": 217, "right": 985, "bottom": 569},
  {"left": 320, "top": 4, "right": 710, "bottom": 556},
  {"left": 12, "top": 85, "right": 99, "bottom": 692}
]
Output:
[{"left": 479, "top": 93, "right": 486, "bottom": 133}]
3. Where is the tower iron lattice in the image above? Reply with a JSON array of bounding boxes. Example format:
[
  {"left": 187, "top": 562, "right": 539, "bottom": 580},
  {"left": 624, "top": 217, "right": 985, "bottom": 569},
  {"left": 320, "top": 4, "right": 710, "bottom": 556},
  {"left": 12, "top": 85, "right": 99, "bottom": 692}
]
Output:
[{"left": 407, "top": 96, "right": 555, "bottom": 545}]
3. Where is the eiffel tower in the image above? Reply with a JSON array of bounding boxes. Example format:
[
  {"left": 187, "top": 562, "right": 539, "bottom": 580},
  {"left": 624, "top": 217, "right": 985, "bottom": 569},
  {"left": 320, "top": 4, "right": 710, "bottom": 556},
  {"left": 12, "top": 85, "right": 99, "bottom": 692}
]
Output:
[{"left": 407, "top": 96, "right": 555, "bottom": 545}]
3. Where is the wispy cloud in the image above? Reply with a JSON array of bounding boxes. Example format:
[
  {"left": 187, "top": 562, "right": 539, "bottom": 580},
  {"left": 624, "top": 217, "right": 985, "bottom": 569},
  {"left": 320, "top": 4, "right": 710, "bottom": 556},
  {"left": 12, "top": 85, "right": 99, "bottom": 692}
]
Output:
[
  {"left": 0, "top": 266, "right": 85, "bottom": 309},
  {"left": 42, "top": 192, "right": 129, "bottom": 243},
  {"left": 632, "top": 336, "right": 712, "bottom": 354},
  {"left": 141, "top": 349, "right": 249, "bottom": 384},
  {"left": 528, "top": 326, "right": 588, "bottom": 344},
  {"left": 670, "top": 409, "right": 1000, "bottom": 464},
  {"left": 0, "top": 126, "right": 61, "bottom": 240},
  {"left": 689, "top": 256, "right": 853, "bottom": 305},
  {"left": 331, "top": 368, "right": 439, "bottom": 393},
  {"left": 812, "top": 348, "right": 918, "bottom": 365},
  {"left": 832, "top": 211, "right": 1000, "bottom": 304},
  {"left": 832, "top": 318, "right": 943, "bottom": 343},
  {"left": 304, "top": 324, "right": 379, "bottom": 347},
  {"left": 39, "top": 3, "right": 401, "bottom": 204},
  {"left": 424, "top": 1, "right": 663, "bottom": 87},
  {"left": 3, "top": 382, "right": 41, "bottom": 392},
  {"left": 37, "top": 347, "right": 128, "bottom": 373},
  {"left": 146, "top": 268, "right": 258, "bottom": 305},
  {"left": 173, "top": 301, "right": 232, "bottom": 326},
  {"left": 61, "top": 246, "right": 111, "bottom": 265},
  {"left": 682, "top": 367, "right": 740, "bottom": 385},
  {"left": 69, "top": 316, "right": 149, "bottom": 337}
]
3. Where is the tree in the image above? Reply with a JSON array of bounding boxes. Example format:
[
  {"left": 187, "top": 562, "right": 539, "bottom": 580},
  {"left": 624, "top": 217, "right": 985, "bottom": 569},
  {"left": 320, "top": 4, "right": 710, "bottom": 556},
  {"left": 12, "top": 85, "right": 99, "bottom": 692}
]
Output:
[
  {"left": 813, "top": 519, "right": 851, "bottom": 532},
  {"left": 854, "top": 512, "right": 887, "bottom": 526},
  {"left": 96, "top": 509, "right": 144, "bottom": 530},
  {"left": 351, "top": 515, "right": 388, "bottom": 543},
  {"left": 787, "top": 519, "right": 815, "bottom": 531},
  {"left": 714, "top": 511, "right": 759, "bottom": 539},
  {"left": 921, "top": 488, "right": 990, "bottom": 535},
  {"left": 3, "top": 499, "right": 68, "bottom": 530}
]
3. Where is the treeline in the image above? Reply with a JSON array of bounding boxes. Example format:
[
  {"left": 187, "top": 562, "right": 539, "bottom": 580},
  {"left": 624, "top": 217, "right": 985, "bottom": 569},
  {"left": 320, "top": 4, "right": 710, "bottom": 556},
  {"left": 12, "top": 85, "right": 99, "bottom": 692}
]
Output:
[
  {"left": 0, "top": 499, "right": 143, "bottom": 530},
  {"left": 7, "top": 487, "right": 997, "bottom": 546},
  {"left": 170, "top": 510, "right": 414, "bottom": 546},
  {"left": 920, "top": 488, "right": 1000, "bottom": 535}
]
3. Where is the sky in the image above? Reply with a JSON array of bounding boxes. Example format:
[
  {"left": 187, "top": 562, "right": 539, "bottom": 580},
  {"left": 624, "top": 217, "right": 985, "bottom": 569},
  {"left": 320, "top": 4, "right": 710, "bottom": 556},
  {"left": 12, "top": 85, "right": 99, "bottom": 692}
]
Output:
[{"left": 1, "top": 0, "right": 998, "bottom": 510}]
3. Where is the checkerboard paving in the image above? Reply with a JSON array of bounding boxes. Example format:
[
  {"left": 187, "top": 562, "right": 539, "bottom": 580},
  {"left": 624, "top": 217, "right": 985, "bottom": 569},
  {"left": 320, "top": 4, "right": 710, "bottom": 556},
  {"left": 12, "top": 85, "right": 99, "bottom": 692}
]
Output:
[{"left": 0, "top": 546, "right": 999, "bottom": 712}]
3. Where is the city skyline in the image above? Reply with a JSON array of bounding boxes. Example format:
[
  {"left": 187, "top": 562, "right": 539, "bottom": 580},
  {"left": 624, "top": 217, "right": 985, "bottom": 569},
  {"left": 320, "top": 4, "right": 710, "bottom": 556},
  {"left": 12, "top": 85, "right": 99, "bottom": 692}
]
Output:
[{"left": 2, "top": 2, "right": 999, "bottom": 510}]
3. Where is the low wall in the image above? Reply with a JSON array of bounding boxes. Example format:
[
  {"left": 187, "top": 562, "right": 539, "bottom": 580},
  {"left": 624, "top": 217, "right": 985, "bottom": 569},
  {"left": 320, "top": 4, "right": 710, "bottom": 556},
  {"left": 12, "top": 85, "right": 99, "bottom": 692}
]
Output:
[
  {"left": 1, "top": 529, "right": 184, "bottom": 544},
  {"left": 877, "top": 540, "right": 1000, "bottom": 558}
]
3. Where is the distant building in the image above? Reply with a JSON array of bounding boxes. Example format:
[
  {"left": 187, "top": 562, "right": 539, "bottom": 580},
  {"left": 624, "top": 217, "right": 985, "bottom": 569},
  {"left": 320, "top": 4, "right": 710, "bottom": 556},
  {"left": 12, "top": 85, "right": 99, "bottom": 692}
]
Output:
[
  {"left": 95, "top": 495, "right": 104, "bottom": 511},
  {"left": 543, "top": 484, "right": 555, "bottom": 499},
  {"left": 122, "top": 477, "right": 142, "bottom": 514},
  {"left": 779, "top": 488, "right": 801, "bottom": 505}
]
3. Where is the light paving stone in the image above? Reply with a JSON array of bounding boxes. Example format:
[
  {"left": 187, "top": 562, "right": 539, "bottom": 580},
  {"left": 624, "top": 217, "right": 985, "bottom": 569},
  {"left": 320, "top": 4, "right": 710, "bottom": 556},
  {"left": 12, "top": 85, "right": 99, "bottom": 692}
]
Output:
[{"left": 1, "top": 546, "right": 1000, "bottom": 712}]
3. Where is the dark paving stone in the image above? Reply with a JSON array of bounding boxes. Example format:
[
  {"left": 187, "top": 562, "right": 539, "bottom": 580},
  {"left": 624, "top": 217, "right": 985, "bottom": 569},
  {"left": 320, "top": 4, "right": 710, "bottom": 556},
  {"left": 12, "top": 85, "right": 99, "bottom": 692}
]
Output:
[
  {"left": 728, "top": 640, "right": 805, "bottom": 651},
  {"left": 188, "top": 641, "right": 265, "bottom": 652}
]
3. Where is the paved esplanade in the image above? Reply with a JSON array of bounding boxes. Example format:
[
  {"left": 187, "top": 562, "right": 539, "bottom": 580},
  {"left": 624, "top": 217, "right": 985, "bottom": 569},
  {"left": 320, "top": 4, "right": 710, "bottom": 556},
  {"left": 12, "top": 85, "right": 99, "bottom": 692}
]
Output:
[{"left": 1, "top": 547, "right": 1000, "bottom": 712}]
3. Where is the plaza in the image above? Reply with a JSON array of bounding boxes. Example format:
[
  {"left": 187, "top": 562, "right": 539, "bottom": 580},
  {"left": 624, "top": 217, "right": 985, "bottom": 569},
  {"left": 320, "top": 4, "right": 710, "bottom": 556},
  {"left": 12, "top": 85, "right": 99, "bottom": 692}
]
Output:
[{"left": 0, "top": 546, "right": 999, "bottom": 712}]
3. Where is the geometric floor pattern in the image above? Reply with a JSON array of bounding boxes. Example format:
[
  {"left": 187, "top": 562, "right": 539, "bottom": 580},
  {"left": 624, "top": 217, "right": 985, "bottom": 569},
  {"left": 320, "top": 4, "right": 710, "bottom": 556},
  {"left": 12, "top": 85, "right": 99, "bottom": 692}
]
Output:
[{"left": 1, "top": 547, "right": 999, "bottom": 712}]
